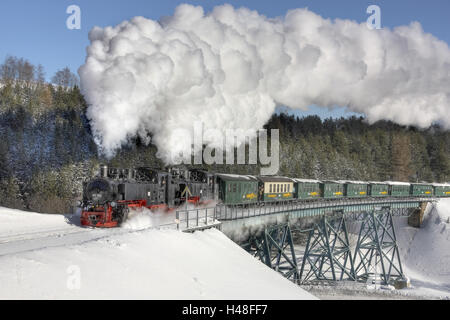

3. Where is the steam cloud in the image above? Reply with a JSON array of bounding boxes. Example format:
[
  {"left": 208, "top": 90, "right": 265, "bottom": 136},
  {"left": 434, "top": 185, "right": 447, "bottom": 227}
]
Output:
[{"left": 79, "top": 4, "right": 450, "bottom": 161}]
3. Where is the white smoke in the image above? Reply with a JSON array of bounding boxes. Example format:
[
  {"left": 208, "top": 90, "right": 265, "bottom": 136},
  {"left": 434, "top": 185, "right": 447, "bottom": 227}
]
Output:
[{"left": 79, "top": 4, "right": 450, "bottom": 161}]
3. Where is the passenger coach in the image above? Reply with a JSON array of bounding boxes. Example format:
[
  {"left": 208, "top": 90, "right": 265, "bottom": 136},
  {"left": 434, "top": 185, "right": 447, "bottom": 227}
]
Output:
[{"left": 258, "top": 176, "right": 294, "bottom": 202}]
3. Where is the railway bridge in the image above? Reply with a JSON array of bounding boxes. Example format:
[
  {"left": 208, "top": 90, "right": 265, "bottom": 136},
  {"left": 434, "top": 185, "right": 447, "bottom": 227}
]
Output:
[{"left": 175, "top": 197, "right": 435, "bottom": 287}]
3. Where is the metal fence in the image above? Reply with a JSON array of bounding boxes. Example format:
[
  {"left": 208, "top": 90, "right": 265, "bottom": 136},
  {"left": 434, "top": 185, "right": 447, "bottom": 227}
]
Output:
[
  {"left": 175, "top": 207, "right": 220, "bottom": 231},
  {"left": 176, "top": 197, "right": 436, "bottom": 226}
]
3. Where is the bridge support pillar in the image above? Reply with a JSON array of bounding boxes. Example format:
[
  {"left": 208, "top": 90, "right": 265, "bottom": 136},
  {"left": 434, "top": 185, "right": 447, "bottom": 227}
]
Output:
[
  {"left": 248, "top": 223, "right": 299, "bottom": 283},
  {"left": 299, "top": 212, "right": 355, "bottom": 284},
  {"left": 353, "top": 207, "right": 404, "bottom": 286},
  {"left": 408, "top": 202, "right": 427, "bottom": 228}
]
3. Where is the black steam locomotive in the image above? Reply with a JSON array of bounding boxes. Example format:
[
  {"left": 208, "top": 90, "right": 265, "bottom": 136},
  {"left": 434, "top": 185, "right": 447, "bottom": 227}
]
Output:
[{"left": 80, "top": 166, "right": 216, "bottom": 227}]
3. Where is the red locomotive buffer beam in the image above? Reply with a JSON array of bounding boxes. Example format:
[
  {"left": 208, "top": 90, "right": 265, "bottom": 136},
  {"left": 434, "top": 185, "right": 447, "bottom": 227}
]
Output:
[
  {"left": 181, "top": 196, "right": 201, "bottom": 205},
  {"left": 81, "top": 199, "right": 168, "bottom": 228},
  {"left": 81, "top": 205, "right": 117, "bottom": 228}
]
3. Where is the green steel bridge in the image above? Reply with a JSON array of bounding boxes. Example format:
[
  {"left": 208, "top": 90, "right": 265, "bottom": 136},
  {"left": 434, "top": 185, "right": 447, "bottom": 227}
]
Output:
[{"left": 175, "top": 197, "right": 437, "bottom": 287}]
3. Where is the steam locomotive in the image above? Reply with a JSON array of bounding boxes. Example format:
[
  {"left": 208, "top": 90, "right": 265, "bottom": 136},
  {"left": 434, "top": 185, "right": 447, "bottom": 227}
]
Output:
[
  {"left": 80, "top": 166, "right": 216, "bottom": 227},
  {"left": 79, "top": 165, "right": 450, "bottom": 228}
]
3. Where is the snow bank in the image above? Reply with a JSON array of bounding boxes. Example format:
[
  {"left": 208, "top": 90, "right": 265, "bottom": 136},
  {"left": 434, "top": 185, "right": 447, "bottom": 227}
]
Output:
[
  {"left": 435, "top": 199, "right": 450, "bottom": 221},
  {"left": 395, "top": 198, "right": 450, "bottom": 298},
  {"left": 0, "top": 207, "right": 315, "bottom": 300},
  {"left": 0, "top": 207, "right": 76, "bottom": 237}
]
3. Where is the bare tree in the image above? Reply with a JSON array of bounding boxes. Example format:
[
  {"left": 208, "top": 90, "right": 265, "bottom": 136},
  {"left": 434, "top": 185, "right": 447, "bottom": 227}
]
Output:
[
  {"left": 51, "top": 67, "right": 79, "bottom": 88},
  {"left": 17, "top": 58, "right": 35, "bottom": 83},
  {"left": 36, "top": 64, "right": 45, "bottom": 84},
  {"left": 0, "top": 56, "right": 18, "bottom": 81},
  {"left": 1, "top": 55, "right": 36, "bottom": 84}
]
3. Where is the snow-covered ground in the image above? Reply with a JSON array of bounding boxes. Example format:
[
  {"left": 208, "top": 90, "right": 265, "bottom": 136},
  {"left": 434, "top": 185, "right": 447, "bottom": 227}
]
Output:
[
  {"left": 1, "top": 198, "right": 449, "bottom": 300},
  {"left": 0, "top": 207, "right": 315, "bottom": 300},
  {"left": 395, "top": 198, "right": 450, "bottom": 299}
]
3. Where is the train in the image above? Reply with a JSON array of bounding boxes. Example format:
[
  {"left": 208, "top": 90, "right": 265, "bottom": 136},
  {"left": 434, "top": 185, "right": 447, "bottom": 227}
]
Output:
[{"left": 79, "top": 165, "right": 450, "bottom": 228}]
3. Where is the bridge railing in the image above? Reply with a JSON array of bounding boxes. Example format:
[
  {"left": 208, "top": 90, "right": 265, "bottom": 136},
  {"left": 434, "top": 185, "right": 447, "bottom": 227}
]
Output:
[
  {"left": 214, "top": 197, "right": 436, "bottom": 221},
  {"left": 175, "top": 197, "right": 436, "bottom": 226},
  {"left": 175, "top": 207, "right": 219, "bottom": 231}
]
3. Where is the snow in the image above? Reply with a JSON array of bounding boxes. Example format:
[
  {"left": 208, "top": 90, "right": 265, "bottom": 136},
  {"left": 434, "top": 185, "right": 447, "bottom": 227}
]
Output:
[
  {"left": 0, "top": 207, "right": 315, "bottom": 300},
  {"left": 215, "top": 173, "right": 258, "bottom": 181},
  {"left": 336, "top": 180, "right": 368, "bottom": 184},
  {"left": 394, "top": 198, "right": 450, "bottom": 299},
  {"left": 384, "top": 181, "right": 411, "bottom": 186},
  {"left": 3, "top": 197, "right": 449, "bottom": 300},
  {"left": 432, "top": 183, "right": 450, "bottom": 187},
  {"left": 292, "top": 178, "right": 321, "bottom": 184}
]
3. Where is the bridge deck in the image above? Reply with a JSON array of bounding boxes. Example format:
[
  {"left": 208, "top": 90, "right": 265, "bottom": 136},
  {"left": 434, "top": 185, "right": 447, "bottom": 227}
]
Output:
[{"left": 176, "top": 197, "right": 436, "bottom": 231}]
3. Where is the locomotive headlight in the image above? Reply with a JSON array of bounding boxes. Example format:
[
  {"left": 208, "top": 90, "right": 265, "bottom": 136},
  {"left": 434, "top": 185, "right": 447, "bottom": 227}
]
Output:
[{"left": 110, "top": 201, "right": 117, "bottom": 208}]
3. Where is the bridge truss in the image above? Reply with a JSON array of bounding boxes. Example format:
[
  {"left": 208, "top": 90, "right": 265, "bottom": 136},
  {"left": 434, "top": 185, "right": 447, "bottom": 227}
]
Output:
[
  {"left": 245, "top": 205, "right": 418, "bottom": 286},
  {"left": 176, "top": 197, "right": 435, "bottom": 285}
]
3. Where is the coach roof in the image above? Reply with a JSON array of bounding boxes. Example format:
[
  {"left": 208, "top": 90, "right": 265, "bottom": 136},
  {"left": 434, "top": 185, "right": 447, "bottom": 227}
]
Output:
[
  {"left": 258, "top": 176, "right": 293, "bottom": 183},
  {"left": 215, "top": 173, "right": 258, "bottom": 182}
]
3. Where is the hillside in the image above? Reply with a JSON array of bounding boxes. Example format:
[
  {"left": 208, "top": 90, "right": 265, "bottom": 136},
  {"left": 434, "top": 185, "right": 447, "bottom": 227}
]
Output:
[{"left": 0, "top": 64, "right": 449, "bottom": 214}]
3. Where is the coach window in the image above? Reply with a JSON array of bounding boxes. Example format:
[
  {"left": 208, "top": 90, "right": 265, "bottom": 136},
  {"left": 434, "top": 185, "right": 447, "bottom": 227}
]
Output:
[{"left": 269, "top": 184, "right": 272, "bottom": 193}]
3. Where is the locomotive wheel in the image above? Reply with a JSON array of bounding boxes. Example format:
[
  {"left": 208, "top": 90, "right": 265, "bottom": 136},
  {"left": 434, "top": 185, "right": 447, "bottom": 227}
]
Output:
[
  {"left": 122, "top": 207, "right": 129, "bottom": 222},
  {"left": 116, "top": 207, "right": 130, "bottom": 226}
]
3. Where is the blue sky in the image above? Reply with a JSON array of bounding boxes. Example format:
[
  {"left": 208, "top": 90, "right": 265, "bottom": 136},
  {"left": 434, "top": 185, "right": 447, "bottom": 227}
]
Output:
[{"left": 1, "top": 0, "right": 449, "bottom": 119}]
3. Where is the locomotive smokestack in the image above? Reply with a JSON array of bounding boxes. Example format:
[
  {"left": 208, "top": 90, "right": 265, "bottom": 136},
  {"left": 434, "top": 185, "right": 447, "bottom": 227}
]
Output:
[
  {"left": 127, "top": 169, "right": 135, "bottom": 180},
  {"left": 100, "top": 165, "right": 108, "bottom": 178}
]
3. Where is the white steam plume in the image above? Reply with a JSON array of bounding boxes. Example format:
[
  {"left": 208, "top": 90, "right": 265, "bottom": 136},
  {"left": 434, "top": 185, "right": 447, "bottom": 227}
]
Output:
[{"left": 79, "top": 4, "right": 450, "bottom": 161}]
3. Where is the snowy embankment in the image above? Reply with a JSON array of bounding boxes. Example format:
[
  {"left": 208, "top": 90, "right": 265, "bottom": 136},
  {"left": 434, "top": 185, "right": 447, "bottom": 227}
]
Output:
[
  {"left": 395, "top": 198, "right": 450, "bottom": 299},
  {"left": 0, "top": 207, "right": 315, "bottom": 300}
]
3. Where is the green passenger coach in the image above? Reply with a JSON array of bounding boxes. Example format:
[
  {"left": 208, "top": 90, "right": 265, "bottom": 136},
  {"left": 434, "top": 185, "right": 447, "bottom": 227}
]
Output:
[
  {"left": 433, "top": 183, "right": 450, "bottom": 197},
  {"left": 216, "top": 174, "right": 259, "bottom": 205},
  {"left": 293, "top": 179, "right": 322, "bottom": 199},
  {"left": 386, "top": 182, "right": 411, "bottom": 197},
  {"left": 321, "top": 181, "right": 345, "bottom": 199},
  {"left": 339, "top": 181, "right": 368, "bottom": 198},
  {"left": 410, "top": 183, "right": 433, "bottom": 197},
  {"left": 368, "top": 182, "right": 389, "bottom": 197}
]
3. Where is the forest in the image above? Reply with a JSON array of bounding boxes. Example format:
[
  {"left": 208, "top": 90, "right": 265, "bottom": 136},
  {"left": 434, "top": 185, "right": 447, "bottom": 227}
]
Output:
[{"left": 0, "top": 55, "right": 449, "bottom": 214}]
